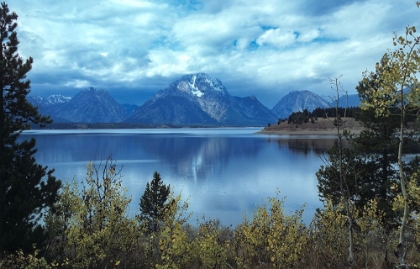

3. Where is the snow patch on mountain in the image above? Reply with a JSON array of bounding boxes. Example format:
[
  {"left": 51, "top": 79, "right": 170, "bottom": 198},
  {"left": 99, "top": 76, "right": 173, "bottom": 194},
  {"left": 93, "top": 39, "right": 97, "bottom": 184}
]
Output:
[
  {"left": 29, "top": 95, "right": 43, "bottom": 104},
  {"left": 28, "top": 94, "right": 71, "bottom": 106},
  {"left": 45, "top": 94, "right": 71, "bottom": 104},
  {"left": 189, "top": 75, "right": 204, "bottom": 97},
  {"left": 177, "top": 73, "right": 228, "bottom": 97}
]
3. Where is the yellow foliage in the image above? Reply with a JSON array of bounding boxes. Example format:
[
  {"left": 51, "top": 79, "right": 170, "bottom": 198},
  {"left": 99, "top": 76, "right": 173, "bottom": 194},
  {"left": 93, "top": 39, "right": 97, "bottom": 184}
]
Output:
[
  {"left": 0, "top": 246, "right": 54, "bottom": 269},
  {"left": 45, "top": 158, "right": 137, "bottom": 269},
  {"left": 309, "top": 200, "right": 349, "bottom": 268},
  {"left": 193, "top": 219, "right": 229, "bottom": 269},
  {"left": 155, "top": 194, "right": 192, "bottom": 269},
  {"left": 234, "top": 194, "right": 307, "bottom": 268}
]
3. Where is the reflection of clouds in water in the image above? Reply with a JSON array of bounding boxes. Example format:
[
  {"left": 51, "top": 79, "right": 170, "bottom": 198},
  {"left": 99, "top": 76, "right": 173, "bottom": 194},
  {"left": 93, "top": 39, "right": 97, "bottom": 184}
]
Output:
[{"left": 24, "top": 129, "right": 324, "bottom": 226}]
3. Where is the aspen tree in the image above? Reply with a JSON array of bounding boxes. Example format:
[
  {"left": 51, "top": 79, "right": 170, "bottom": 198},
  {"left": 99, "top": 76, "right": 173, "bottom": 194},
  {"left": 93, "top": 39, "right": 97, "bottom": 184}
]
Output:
[{"left": 361, "top": 25, "right": 420, "bottom": 267}]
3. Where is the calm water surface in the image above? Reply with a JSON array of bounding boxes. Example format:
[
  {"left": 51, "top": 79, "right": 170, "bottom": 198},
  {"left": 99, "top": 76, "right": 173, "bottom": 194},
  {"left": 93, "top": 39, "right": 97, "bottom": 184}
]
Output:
[{"left": 21, "top": 128, "right": 339, "bottom": 226}]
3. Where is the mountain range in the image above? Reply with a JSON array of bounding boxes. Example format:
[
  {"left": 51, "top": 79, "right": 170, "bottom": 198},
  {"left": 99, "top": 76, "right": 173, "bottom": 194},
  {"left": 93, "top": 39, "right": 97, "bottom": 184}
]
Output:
[{"left": 28, "top": 73, "right": 361, "bottom": 126}]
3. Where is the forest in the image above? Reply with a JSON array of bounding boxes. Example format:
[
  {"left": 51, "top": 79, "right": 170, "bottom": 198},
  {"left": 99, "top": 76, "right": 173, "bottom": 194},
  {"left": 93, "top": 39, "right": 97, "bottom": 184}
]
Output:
[{"left": 2, "top": 1, "right": 420, "bottom": 269}]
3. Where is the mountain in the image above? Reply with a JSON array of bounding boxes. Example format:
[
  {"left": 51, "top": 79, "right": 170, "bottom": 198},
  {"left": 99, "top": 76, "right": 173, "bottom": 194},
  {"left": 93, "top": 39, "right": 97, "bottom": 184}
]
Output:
[
  {"left": 271, "top": 90, "right": 331, "bottom": 119},
  {"left": 337, "top": 94, "right": 360, "bottom": 107},
  {"left": 125, "top": 73, "right": 277, "bottom": 126},
  {"left": 121, "top": 103, "right": 140, "bottom": 115},
  {"left": 30, "top": 88, "right": 130, "bottom": 123},
  {"left": 28, "top": 94, "right": 73, "bottom": 122},
  {"left": 44, "top": 94, "right": 72, "bottom": 105},
  {"left": 27, "top": 95, "right": 44, "bottom": 106},
  {"left": 28, "top": 94, "right": 71, "bottom": 106},
  {"left": 54, "top": 87, "right": 129, "bottom": 123}
]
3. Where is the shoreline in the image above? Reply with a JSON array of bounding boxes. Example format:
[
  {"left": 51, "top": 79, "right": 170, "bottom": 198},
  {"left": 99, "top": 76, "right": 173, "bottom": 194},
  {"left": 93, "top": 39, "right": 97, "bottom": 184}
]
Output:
[
  {"left": 257, "top": 117, "right": 365, "bottom": 136},
  {"left": 256, "top": 128, "right": 364, "bottom": 136}
]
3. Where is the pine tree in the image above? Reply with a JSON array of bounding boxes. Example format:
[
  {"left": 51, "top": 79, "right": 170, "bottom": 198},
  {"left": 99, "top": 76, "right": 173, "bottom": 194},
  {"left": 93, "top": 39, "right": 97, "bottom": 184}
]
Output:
[
  {"left": 0, "top": 2, "right": 61, "bottom": 255},
  {"left": 139, "top": 171, "right": 170, "bottom": 231}
]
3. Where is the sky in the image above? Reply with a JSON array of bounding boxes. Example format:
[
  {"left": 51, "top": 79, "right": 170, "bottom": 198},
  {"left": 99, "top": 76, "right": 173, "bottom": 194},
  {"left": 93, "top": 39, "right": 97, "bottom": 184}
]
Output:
[{"left": 9, "top": 0, "right": 420, "bottom": 108}]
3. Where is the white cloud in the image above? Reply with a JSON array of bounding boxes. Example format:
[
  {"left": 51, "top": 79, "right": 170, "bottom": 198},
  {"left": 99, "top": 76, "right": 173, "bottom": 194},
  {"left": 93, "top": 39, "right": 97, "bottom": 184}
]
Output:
[
  {"left": 146, "top": 49, "right": 194, "bottom": 77},
  {"left": 64, "top": 79, "right": 91, "bottom": 88},
  {"left": 297, "top": 28, "right": 320, "bottom": 43},
  {"left": 234, "top": 38, "right": 251, "bottom": 50},
  {"left": 110, "top": 0, "right": 154, "bottom": 8},
  {"left": 325, "top": 0, "right": 393, "bottom": 39},
  {"left": 256, "top": 28, "right": 297, "bottom": 47}
]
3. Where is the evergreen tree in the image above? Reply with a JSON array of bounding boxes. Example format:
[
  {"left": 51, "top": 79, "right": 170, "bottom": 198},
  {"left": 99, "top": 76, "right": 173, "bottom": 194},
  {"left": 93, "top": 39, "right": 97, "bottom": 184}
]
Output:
[
  {"left": 139, "top": 171, "right": 170, "bottom": 231},
  {"left": 0, "top": 2, "right": 61, "bottom": 255}
]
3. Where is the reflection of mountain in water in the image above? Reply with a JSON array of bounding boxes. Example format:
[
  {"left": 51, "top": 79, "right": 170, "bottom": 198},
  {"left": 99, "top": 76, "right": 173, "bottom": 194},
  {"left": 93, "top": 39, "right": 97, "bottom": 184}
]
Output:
[
  {"left": 137, "top": 135, "right": 265, "bottom": 182},
  {"left": 24, "top": 133, "right": 266, "bottom": 183}
]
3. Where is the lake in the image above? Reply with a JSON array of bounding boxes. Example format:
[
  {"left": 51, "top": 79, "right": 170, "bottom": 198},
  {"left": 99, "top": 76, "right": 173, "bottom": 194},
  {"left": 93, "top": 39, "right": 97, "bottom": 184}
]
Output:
[{"left": 20, "top": 128, "right": 339, "bottom": 226}]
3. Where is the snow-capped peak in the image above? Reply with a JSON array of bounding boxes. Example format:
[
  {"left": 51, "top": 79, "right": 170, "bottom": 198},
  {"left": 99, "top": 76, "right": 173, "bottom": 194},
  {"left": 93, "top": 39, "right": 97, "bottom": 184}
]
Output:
[
  {"left": 45, "top": 94, "right": 71, "bottom": 104},
  {"left": 31, "top": 95, "right": 43, "bottom": 102},
  {"left": 177, "top": 73, "right": 228, "bottom": 97}
]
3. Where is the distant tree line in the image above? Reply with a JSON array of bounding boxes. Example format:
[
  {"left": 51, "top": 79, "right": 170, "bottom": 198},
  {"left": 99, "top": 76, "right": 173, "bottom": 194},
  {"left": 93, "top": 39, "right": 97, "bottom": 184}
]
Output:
[{"left": 281, "top": 106, "right": 361, "bottom": 125}]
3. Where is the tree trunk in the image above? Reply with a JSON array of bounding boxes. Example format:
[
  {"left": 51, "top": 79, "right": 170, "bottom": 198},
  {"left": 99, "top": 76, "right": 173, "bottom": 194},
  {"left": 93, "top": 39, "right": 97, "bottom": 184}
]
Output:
[
  {"left": 333, "top": 77, "right": 354, "bottom": 268},
  {"left": 396, "top": 100, "right": 408, "bottom": 268}
]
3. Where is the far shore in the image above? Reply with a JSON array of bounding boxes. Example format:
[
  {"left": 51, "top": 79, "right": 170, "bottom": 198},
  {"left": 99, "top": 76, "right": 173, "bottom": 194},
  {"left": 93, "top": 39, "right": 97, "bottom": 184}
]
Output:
[
  {"left": 257, "top": 117, "right": 365, "bottom": 136},
  {"left": 257, "top": 128, "right": 364, "bottom": 136}
]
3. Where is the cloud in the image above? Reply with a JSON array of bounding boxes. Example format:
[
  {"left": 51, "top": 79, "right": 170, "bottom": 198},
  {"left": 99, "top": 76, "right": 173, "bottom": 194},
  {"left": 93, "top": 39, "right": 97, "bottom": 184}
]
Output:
[
  {"left": 8, "top": 0, "right": 420, "bottom": 107},
  {"left": 297, "top": 28, "right": 321, "bottom": 42},
  {"left": 256, "top": 28, "right": 297, "bottom": 48},
  {"left": 293, "top": 0, "right": 367, "bottom": 16}
]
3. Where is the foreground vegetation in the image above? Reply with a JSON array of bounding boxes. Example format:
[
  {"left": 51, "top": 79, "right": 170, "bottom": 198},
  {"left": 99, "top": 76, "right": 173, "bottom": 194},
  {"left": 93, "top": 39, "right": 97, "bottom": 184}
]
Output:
[{"left": 1, "top": 157, "right": 420, "bottom": 269}]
